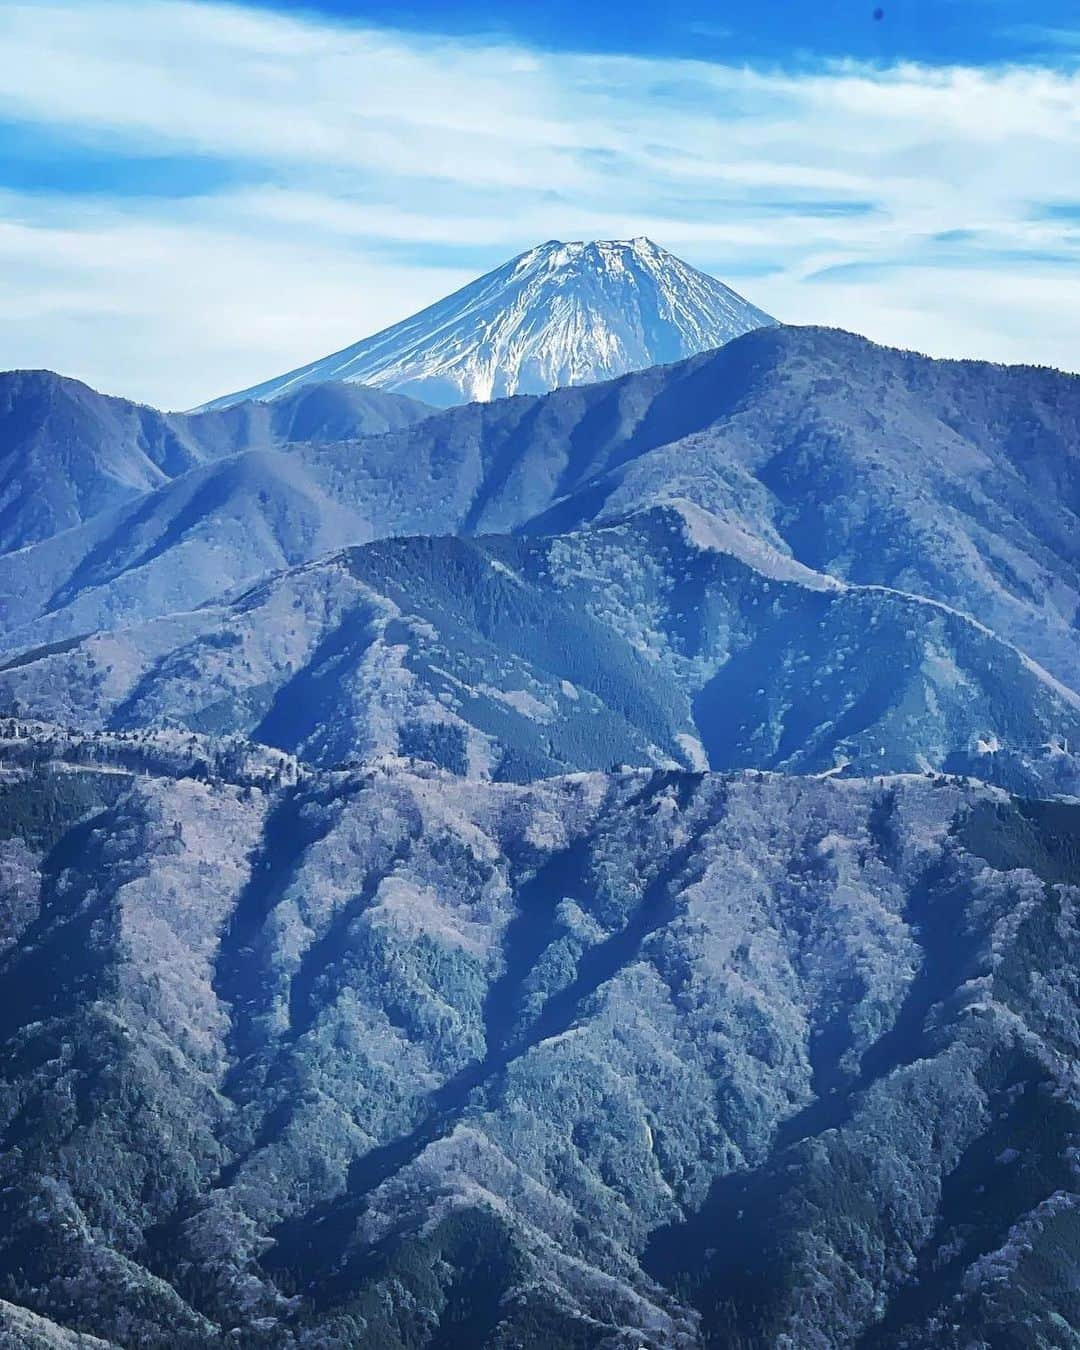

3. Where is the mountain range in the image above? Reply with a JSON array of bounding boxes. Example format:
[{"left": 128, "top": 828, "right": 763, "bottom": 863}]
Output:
[
  {"left": 0, "top": 239, "right": 1077, "bottom": 1350},
  {"left": 2, "top": 325, "right": 1077, "bottom": 693}
]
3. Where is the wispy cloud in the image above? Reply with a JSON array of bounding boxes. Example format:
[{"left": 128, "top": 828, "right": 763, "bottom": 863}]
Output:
[
  {"left": 998, "top": 23, "right": 1080, "bottom": 53},
  {"left": 0, "top": 0, "right": 1076, "bottom": 405}
]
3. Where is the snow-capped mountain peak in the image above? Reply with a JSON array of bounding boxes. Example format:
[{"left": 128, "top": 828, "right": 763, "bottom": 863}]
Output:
[{"left": 195, "top": 237, "right": 775, "bottom": 410}]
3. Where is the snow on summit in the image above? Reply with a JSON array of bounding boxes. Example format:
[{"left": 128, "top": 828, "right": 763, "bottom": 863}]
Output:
[{"left": 196, "top": 237, "right": 775, "bottom": 410}]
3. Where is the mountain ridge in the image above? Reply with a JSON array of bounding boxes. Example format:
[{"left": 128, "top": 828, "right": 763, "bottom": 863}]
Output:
[
  {"left": 3, "top": 505, "right": 1077, "bottom": 797},
  {"left": 0, "top": 370, "right": 433, "bottom": 555},
  {"left": 2, "top": 325, "right": 1076, "bottom": 699}
]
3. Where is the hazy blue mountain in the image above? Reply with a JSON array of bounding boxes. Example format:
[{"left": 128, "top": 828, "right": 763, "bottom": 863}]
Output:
[
  {"left": 298, "top": 321, "right": 1076, "bottom": 687},
  {"left": 196, "top": 237, "right": 775, "bottom": 411},
  {"left": 0, "top": 369, "right": 225, "bottom": 556},
  {"left": 0, "top": 728, "right": 1076, "bottom": 1347},
  {"left": 2, "top": 327, "right": 1078, "bottom": 700},
  {"left": 0, "top": 371, "right": 431, "bottom": 555},
  {"left": 184, "top": 376, "right": 434, "bottom": 445},
  {"left": 3, "top": 507, "right": 1076, "bottom": 796},
  {"left": 0, "top": 450, "right": 379, "bottom": 652}
]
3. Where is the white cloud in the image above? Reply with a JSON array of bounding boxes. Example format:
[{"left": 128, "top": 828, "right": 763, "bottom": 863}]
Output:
[
  {"left": 0, "top": 195, "right": 474, "bottom": 408},
  {"left": 0, "top": 0, "right": 1076, "bottom": 406}
]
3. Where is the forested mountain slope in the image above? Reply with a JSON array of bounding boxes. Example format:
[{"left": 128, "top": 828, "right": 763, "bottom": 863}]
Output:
[
  {"left": 2, "top": 507, "right": 1076, "bottom": 795},
  {"left": 0, "top": 730, "right": 1076, "bottom": 1348}
]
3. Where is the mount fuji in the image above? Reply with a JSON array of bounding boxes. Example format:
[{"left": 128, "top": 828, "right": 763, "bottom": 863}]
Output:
[{"left": 196, "top": 237, "right": 775, "bottom": 410}]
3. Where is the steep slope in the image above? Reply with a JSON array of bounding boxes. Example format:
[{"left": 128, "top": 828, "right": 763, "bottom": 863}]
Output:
[
  {"left": 0, "top": 729, "right": 1077, "bottom": 1348},
  {"left": 518, "top": 326, "right": 1080, "bottom": 685},
  {"left": 0, "top": 450, "right": 381, "bottom": 653},
  {"left": 0, "top": 371, "right": 431, "bottom": 555},
  {"left": 0, "top": 370, "right": 224, "bottom": 556},
  {"left": 0, "top": 1298, "right": 115, "bottom": 1347},
  {"left": 3, "top": 508, "right": 1077, "bottom": 795},
  {"left": 196, "top": 237, "right": 775, "bottom": 410}
]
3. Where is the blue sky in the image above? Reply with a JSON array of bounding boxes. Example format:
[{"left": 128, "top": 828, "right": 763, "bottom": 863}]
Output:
[
  {"left": 240, "top": 0, "right": 1080, "bottom": 69},
  {"left": 0, "top": 0, "right": 1076, "bottom": 406}
]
